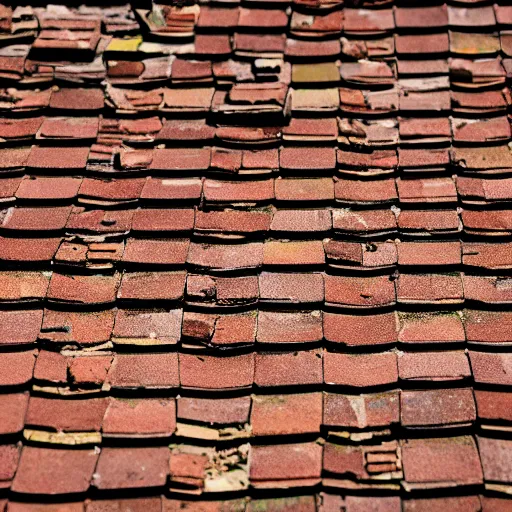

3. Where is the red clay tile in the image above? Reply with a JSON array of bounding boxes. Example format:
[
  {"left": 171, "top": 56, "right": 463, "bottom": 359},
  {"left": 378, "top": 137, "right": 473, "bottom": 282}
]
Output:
[
  {"left": 250, "top": 443, "right": 322, "bottom": 484},
  {"left": 0, "top": 271, "right": 49, "bottom": 303},
  {"left": 280, "top": 147, "right": 336, "bottom": 172},
  {"left": 397, "top": 177, "right": 457, "bottom": 204},
  {"left": 123, "top": 238, "right": 189, "bottom": 266},
  {"left": 271, "top": 209, "right": 331, "bottom": 233},
  {"left": 107, "top": 353, "right": 179, "bottom": 389},
  {"left": 194, "top": 209, "right": 271, "bottom": 236},
  {"left": 478, "top": 436, "right": 512, "bottom": 488},
  {"left": 248, "top": 497, "right": 315, "bottom": 512},
  {"left": 48, "top": 273, "right": 120, "bottom": 305},
  {"left": 396, "top": 33, "right": 449, "bottom": 55},
  {"left": 141, "top": 178, "right": 202, "bottom": 202},
  {"left": 93, "top": 447, "right": 169, "bottom": 490},
  {"left": 187, "top": 242, "right": 263, "bottom": 272},
  {"left": 16, "top": 176, "right": 82, "bottom": 202},
  {"left": 325, "top": 275, "right": 396, "bottom": 309},
  {"left": 40, "top": 310, "right": 115, "bottom": 346},
  {"left": 203, "top": 179, "right": 273, "bottom": 205},
  {"left": 403, "top": 497, "right": 481, "bottom": 512},
  {"left": 251, "top": 393, "right": 323, "bottom": 436},
  {"left": 263, "top": 240, "right": 325, "bottom": 267},
  {"left": 118, "top": 271, "right": 186, "bottom": 302},
  {"left": 27, "top": 146, "right": 89, "bottom": 170},
  {"left": 334, "top": 178, "right": 397, "bottom": 205},
  {"left": 186, "top": 275, "right": 258, "bottom": 307},
  {"left": 0, "top": 117, "right": 43, "bottom": 141},
  {"left": 157, "top": 119, "right": 215, "bottom": 142},
  {"left": 34, "top": 350, "right": 67, "bottom": 384},
  {"left": 0, "top": 350, "right": 35, "bottom": 387},
  {"left": 88, "top": 499, "right": 161, "bottom": 512},
  {"left": 325, "top": 240, "right": 397, "bottom": 270},
  {"left": 177, "top": 396, "right": 251, "bottom": 425},
  {"left": 38, "top": 117, "right": 99, "bottom": 141},
  {"left": 332, "top": 209, "right": 397, "bottom": 236},
  {"left": 113, "top": 309, "right": 182, "bottom": 347},
  {"left": 275, "top": 178, "right": 334, "bottom": 202},
  {"left": 197, "top": 7, "right": 239, "bottom": 28},
  {"left": 398, "top": 351, "right": 471, "bottom": 382},
  {"left": 68, "top": 356, "right": 112, "bottom": 387},
  {"left": 397, "top": 274, "right": 464, "bottom": 305},
  {"left": 149, "top": 148, "right": 210, "bottom": 172},
  {"left": 0, "top": 392, "right": 28, "bottom": 434},
  {"left": 179, "top": 353, "right": 254, "bottom": 390},
  {"left": 344, "top": 8, "right": 394, "bottom": 33},
  {"left": 0, "top": 309, "right": 42, "bottom": 346},
  {"left": 132, "top": 209, "right": 195, "bottom": 233},
  {"left": 448, "top": 5, "right": 496, "bottom": 27},
  {"left": 469, "top": 351, "right": 512, "bottom": 386},
  {"left": 398, "top": 210, "right": 460, "bottom": 235},
  {"left": 50, "top": 88, "right": 104, "bottom": 111},
  {"left": 78, "top": 178, "right": 144, "bottom": 205},
  {"left": 401, "top": 437, "right": 483, "bottom": 490},
  {"left": 463, "top": 242, "right": 512, "bottom": 270},
  {"left": 324, "top": 312, "right": 398, "bottom": 347},
  {"left": 398, "top": 312, "right": 465, "bottom": 345},
  {"left": 12, "top": 446, "right": 98, "bottom": 494},
  {"left": 257, "top": 310, "right": 323, "bottom": 344},
  {"left": 10, "top": 503, "right": 84, "bottom": 512},
  {"left": 401, "top": 388, "right": 476, "bottom": 429},
  {"left": 475, "top": 390, "right": 512, "bottom": 426},
  {"left": 397, "top": 241, "right": 461, "bottom": 267},
  {"left": 254, "top": 349, "right": 323, "bottom": 388},
  {"left": 259, "top": 272, "right": 324, "bottom": 304},
  {"left": 2, "top": 206, "right": 71, "bottom": 231},
  {"left": 395, "top": 5, "right": 448, "bottom": 29},
  {"left": 465, "top": 278, "right": 512, "bottom": 306},
  {"left": 103, "top": 398, "right": 176, "bottom": 437},
  {"left": 25, "top": 396, "right": 107, "bottom": 432},
  {"left": 324, "top": 351, "right": 398, "bottom": 388},
  {"left": 66, "top": 208, "right": 133, "bottom": 235},
  {"left": 0, "top": 444, "right": 18, "bottom": 489}
]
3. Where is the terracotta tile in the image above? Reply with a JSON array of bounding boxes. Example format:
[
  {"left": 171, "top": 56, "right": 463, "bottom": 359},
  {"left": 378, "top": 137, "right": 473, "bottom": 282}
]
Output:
[
  {"left": 398, "top": 210, "right": 460, "bottom": 235},
  {"left": 0, "top": 271, "right": 49, "bottom": 303},
  {"left": 403, "top": 497, "right": 481, "bottom": 512},
  {"left": 132, "top": 209, "right": 195, "bottom": 233},
  {"left": 481, "top": 497, "right": 512, "bottom": 512},
  {"left": 257, "top": 310, "right": 322, "bottom": 344},
  {"left": 275, "top": 178, "right": 334, "bottom": 202},
  {"left": 248, "top": 497, "right": 315, "bottom": 512},
  {"left": 149, "top": 148, "right": 210, "bottom": 172},
  {"left": 401, "top": 437, "right": 483, "bottom": 490},
  {"left": 397, "top": 273, "right": 464, "bottom": 305},
  {"left": 254, "top": 349, "right": 323, "bottom": 388},
  {"left": 0, "top": 444, "right": 18, "bottom": 489},
  {"left": 0, "top": 350, "right": 35, "bottom": 386},
  {"left": 2, "top": 206, "right": 72, "bottom": 231},
  {"left": 344, "top": 8, "right": 394, "bottom": 33},
  {"left": 141, "top": 178, "right": 202, "bottom": 202},
  {"left": 452, "top": 116, "right": 510, "bottom": 143},
  {"left": 463, "top": 242, "right": 512, "bottom": 270},
  {"left": 332, "top": 209, "right": 397, "bottom": 236},
  {"left": 398, "top": 148, "right": 450, "bottom": 170},
  {"left": 103, "top": 397, "right": 176, "bottom": 437},
  {"left": 271, "top": 209, "right": 331, "bottom": 233},
  {"left": 123, "top": 238, "right": 189, "bottom": 266},
  {"left": 469, "top": 351, "right": 512, "bottom": 386},
  {"left": 396, "top": 33, "right": 449, "bottom": 55},
  {"left": 48, "top": 273, "right": 120, "bottom": 305},
  {"left": 197, "top": 7, "right": 239, "bottom": 28},
  {"left": 398, "top": 312, "right": 465, "bottom": 344},
  {"left": 325, "top": 240, "right": 397, "bottom": 270},
  {"left": 157, "top": 119, "right": 215, "bottom": 141},
  {"left": 324, "top": 351, "right": 398, "bottom": 388},
  {"left": 398, "top": 351, "right": 471, "bottom": 382},
  {"left": 0, "top": 117, "right": 43, "bottom": 141},
  {"left": 93, "top": 447, "right": 169, "bottom": 489},
  {"left": 325, "top": 275, "right": 396, "bottom": 309},
  {"left": 180, "top": 353, "right": 254, "bottom": 390},
  {"left": 203, "top": 179, "right": 273, "bottom": 205},
  {"left": 238, "top": 8, "right": 288, "bottom": 29},
  {"left": 25, "top": 396, "right": 107, "bottom": 432},
  {"left": 78, "top": 178, "right": 144, "bottom": 205},
  {"left": 10, "top": 503, "right": 84, "bottom": 512},
  {"left": 187, "top": 275, "right": 258, "bottom": 307},
  {"left": 401, "top": 388, "right": 476, "bottom": 428},
  {"left": 88, "top": 499, "right": 161, "bottom": 512},
  {"left": 395, "top": 5, "right": 448, "bottom": 29},
  {"left": 107, "top": 353, "right": 179, "bottom": 389},
  {"left": 27, "top": 146, "right": 89, "bottom": 170},
  {"left": 282, "top": 118, "right": 338, "bottom": 143},
  {"left": 259, "top": 272, "right": 323, "bottom": 304},
  {"left": 40, "top": 310, "right": 115, "bottom": 346},
  {"left": 451, "top": 146, "right": 512, "bottom": 172},
  {"left": 323, "top": 391, "right": 399, "bottom": 430},
  {"left": 0, "top": 309, "right": 42, "bottom": 346},
  {"left": 397, "top": 241, "right": 461, "bottom": 267},
  {"left": 38, "top": 117, "right": 99, "bottom": 141},
  {"left": 249, "top": 443, "right": 322, "bottom": 483},
  {"left": 464, "top": 277, "right": 512, "bottom": 306},
  {"left": 397, "top": 177, "right": 457, "bottom": 204},
  {"left": 16, "top": 176, "right": 82, "bottom": 202},
  {"left": 280, "top": 147, "right": 336, "bottom": 171},
  {"left": 263, "top": 240, "right": 325, "bottom": 266},
  {"left": 475, "top": 390, "right": 512, "bottom": 424},
  {"left": 344, "top": 497, "right": 401, "bottom": 512},
  {"left": 113, "top": 309, "right": 182, "bottom": 346},
  {"left": 251, "top": 393, "right": 322, "bottom": 436},
  {"left": 0, "top": 147, "right": 31, "bottom": 170},
  {"left": 177, "top": 396, "right": 251, "bottom": 425},
  {"left": 50, "top": 88, "right": 104, "bottom": 111},
  {"left": 187, "top": 242, "right": 263, "bottom": 272},
  {"left": 0, "top": 392, "right": 28, "bottom": 434},
  {"left": 324, "top": 312, "right": 398, "bottom": 347},
  {"left": 194, "top": 210, "right": 271, "bottom": 236},
  {"left": 287, "top": 40, "right": 340, "bottom": 59},
  {"left": 33, "top": 350, "right": 67, "bottom": 384},
  {"left": 12, "top": 446, "right": 98, "bottom": 494},
  {"left": 165, "top": 500, "right": 245, "bottom": 512},
  {"left": 478, "top": 437, "right": 512, "bottom": 488},
  {"left": 448, "top": 6, "right": 496, "bottom": 27},
  {"left": 118, "top": 271, "right": 186, "bottom": 302},
  {"left": 334, "top": 178, "right": 397, "bottom": 205}
]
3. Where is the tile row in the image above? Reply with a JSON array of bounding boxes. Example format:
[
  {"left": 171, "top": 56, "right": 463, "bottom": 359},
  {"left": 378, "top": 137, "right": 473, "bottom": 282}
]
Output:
[
  {"left": 2, "top": 387, "right": 512, "bottom": 441},
  {"left": 0, "top": 434, "right": 510, "bottom": 495},
  {"left": 0, "top": 495, "right": 508, "bottom": 512},
  {"left": 2, "top": 348, "right": 512, "bottom": 390}
]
